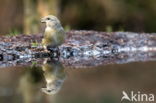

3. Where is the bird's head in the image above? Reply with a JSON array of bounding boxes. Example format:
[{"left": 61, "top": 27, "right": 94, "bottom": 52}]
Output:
[{"left": 41, "top": 15, "right": 61, "bottom": 27}]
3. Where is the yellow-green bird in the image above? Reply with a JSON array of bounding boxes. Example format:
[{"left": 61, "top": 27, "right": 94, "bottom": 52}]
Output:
[{"left": 41, "top": 15, "right": 66, "bottom": 50}]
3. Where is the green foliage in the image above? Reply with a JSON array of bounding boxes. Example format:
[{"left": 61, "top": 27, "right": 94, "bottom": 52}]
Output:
[
  {"left": 7, "top": 29, "right": 21, "bottom": 36},
  {"left": 31, "top": 61, "right": 38, "bottom": 67},
  {"left": 106, "top": 25, "right": 113, "bottom": 32},
  {"left": 64, "top": 25, "right": 71, "bottom": 32},
  {"left": 118, "top": 27, "right": 125, "bottom": 32},
  {"left": 31, "top": 40, "right": 40, "bottom": 47}
]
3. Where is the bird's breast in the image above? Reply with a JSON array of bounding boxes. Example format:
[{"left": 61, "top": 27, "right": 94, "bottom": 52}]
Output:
[{"left": 45, "top": 27, "right": 56, "bottom": 34}]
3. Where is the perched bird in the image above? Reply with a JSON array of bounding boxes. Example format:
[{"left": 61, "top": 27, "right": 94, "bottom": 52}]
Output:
[{"left": 41, "top": 15, "right": 66, "bottom": 51}]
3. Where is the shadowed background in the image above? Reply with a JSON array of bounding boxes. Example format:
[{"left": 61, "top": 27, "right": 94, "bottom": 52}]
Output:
[{"left": 0, "top": 0, "right": 156, "bottom": 34}]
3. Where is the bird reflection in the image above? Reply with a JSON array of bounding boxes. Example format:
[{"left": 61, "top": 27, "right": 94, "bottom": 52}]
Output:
[
  {"left": 41, "top": 58, "right": 66, "bottom": 95},
  {"left": 18, "top": 58, "right": 66, "bottom": 103}
]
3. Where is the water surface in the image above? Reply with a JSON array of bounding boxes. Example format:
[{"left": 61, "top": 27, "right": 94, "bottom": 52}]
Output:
[{"left": 0, "top": 60, "right": 156, "bottom": 103}]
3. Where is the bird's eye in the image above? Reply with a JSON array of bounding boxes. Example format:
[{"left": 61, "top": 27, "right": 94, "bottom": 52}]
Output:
[
  {"left": 47, "top": 18, "right": 50, "bottom": 20},
  {"left": 47, "top": 90, "right": 51, "bottom": 92}
]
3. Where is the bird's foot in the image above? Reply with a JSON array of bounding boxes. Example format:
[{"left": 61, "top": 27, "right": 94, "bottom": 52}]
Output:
[{"left": 47, "top": 46, "right": 60, "bottom": 58}]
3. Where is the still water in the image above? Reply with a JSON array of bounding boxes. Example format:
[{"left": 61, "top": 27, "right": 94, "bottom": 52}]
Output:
[{"left": 0, "top": 59, "right": 156, "bottom": 103}]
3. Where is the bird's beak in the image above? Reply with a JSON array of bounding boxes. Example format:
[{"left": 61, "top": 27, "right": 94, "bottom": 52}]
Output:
[{"left": 41, "top": 18, "right": 46, "bottom": 23}]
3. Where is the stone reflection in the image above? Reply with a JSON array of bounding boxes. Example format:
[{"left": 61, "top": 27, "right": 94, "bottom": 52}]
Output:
[{"left": 41, "top": 59, "right": 66, "bottom": 95}]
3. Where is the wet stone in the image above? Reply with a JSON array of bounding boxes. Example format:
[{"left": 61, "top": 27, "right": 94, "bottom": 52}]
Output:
[
  {"left": 0, "top": 30, "right": 156, "bottom": 68},
  {"left": 0, "top": 54, "right": 3, "bottom": 61}
]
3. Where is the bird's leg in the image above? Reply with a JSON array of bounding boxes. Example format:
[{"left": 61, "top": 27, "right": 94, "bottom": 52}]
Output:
[{"left": 47, "top": 45, "right": 60, "bottom": 58}]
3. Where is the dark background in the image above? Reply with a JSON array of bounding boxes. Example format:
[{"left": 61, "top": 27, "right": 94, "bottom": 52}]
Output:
[{"left": 0, "top": 0, "right": 156, "bottom": 34}]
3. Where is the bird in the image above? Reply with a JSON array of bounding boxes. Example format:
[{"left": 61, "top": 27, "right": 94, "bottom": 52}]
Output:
[{"left": 41, "top": 15, "right": 66, "bottom": 52}]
